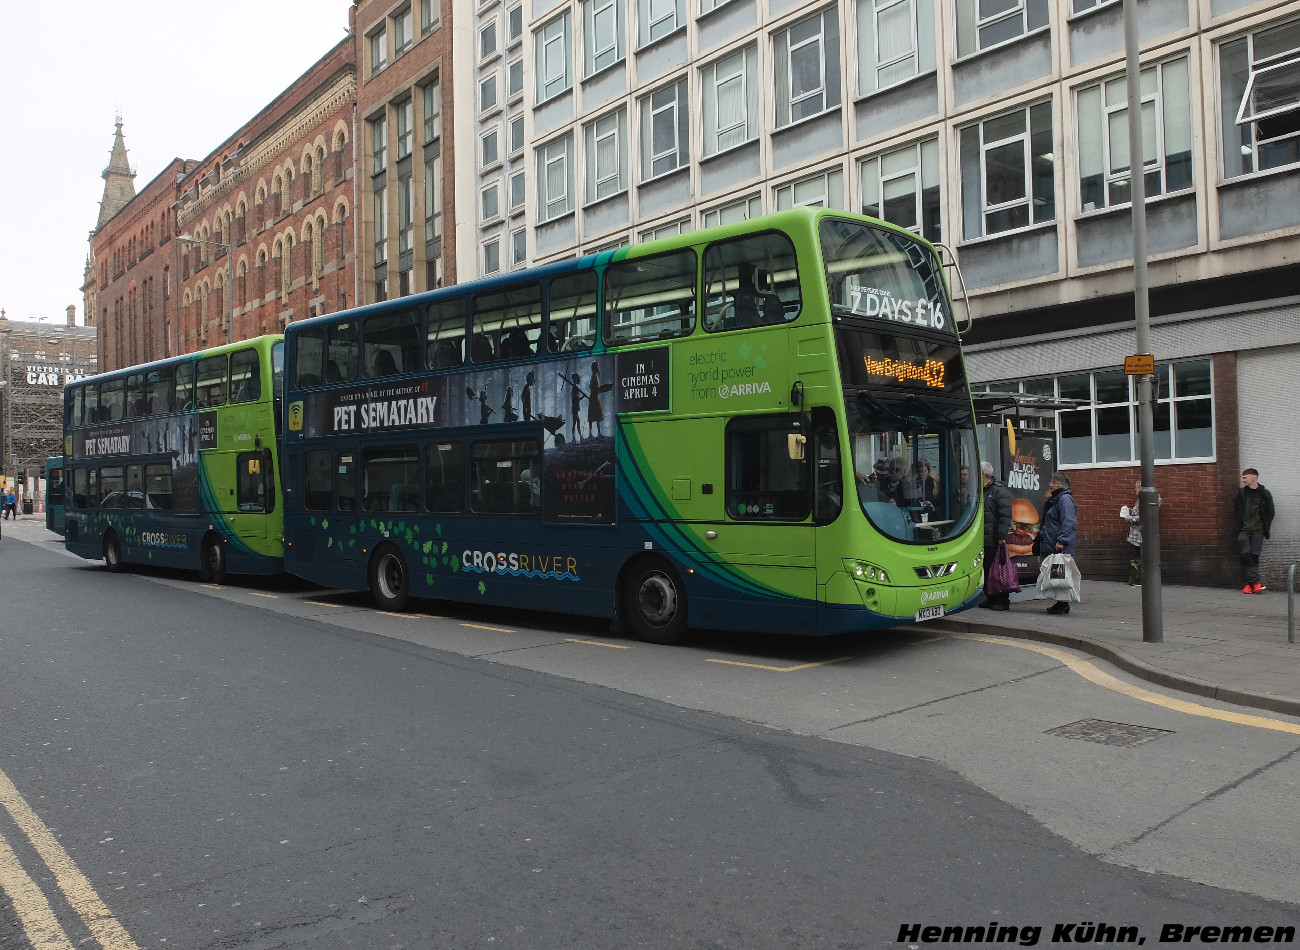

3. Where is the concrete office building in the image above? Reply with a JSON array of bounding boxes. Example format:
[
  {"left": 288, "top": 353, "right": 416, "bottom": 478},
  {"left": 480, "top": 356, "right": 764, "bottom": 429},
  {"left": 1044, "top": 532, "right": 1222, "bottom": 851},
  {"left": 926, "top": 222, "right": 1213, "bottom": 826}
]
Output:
[{"left": 443, "top": 0, "right": 1300, "bottom": 586}]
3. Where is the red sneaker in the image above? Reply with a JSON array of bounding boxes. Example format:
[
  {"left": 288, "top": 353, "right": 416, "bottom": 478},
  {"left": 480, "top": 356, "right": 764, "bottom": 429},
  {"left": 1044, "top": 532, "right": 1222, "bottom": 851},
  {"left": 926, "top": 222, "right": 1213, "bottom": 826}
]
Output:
[
  {"left": 1243, "top": 585, "right": 1254, "bottom": 594},
  {"left": 1253, "top": 583, "right": 1267, "bottom": 593}
]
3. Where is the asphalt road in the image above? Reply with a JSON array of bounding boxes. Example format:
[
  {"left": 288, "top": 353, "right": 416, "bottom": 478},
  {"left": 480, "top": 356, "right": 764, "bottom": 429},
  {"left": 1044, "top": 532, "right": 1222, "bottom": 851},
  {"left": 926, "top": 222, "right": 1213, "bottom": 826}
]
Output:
[{"left": 1, "top": 528, "right": 1297, "bottom": 948}]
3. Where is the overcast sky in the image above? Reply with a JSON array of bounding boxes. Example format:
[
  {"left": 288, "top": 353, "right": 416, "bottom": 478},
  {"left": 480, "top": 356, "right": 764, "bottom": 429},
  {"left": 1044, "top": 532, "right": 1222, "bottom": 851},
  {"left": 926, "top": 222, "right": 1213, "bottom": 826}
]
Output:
[{"left": 0, "top": 0, "right": 355, "bottom": 326}]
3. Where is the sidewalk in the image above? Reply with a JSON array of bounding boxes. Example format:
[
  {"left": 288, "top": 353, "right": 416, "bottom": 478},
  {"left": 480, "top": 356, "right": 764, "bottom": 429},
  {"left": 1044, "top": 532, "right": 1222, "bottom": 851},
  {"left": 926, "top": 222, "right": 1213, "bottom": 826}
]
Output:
[
  {"left": 4, "top": 513, "right": 1297, "bottom": 716},
  {"left": 933, "top": 579, "right": 1300, "bottom": 718}
]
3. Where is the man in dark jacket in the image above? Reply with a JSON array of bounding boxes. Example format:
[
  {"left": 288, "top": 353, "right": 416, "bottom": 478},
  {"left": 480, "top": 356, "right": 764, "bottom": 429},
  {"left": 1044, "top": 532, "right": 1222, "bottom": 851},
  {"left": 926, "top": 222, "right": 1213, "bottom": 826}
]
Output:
[
  {"left": 979, "top": 460, "right": 1013, "bottom": 610},
  {"left": 1036, "top": 471, "right": 1078, "bottom": 614},
  {"left": 1234, "top": 468, "right": 1276, "bottom": 594}
]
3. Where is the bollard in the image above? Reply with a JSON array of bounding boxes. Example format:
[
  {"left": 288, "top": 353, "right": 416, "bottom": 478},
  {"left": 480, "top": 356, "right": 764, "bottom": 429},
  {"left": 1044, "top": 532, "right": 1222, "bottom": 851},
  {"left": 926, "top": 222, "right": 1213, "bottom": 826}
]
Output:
[{"left": 1290, "top": 564, "right": 1297, "bottom": 645}]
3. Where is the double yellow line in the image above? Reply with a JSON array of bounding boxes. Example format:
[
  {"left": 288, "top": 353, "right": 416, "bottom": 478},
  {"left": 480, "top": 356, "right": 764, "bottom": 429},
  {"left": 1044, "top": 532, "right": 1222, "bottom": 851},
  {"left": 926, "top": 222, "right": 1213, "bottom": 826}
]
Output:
[{"left": 0, "top": 768, "right": 139, "bottom": 949}]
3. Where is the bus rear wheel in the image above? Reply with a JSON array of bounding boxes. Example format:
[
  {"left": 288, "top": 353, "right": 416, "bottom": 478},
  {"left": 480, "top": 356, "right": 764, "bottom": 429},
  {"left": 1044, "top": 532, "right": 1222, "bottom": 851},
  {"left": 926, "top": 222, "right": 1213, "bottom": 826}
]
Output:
[
  {"left": 201, "top": 537, "right": 227, "bottom": 585},
  {"left": 370, "top": 544, "right": 410, "bottom": 611},
  {"left": 622, "top": 556, "right": 688, "bottom": 645},
  {"left": 103, "top": 531, "right": 124, "bottom": 573}
]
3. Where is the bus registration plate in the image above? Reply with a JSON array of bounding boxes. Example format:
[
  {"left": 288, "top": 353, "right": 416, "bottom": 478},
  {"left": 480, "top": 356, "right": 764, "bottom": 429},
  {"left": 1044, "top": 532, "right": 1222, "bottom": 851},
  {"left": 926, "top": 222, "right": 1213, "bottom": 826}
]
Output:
[{"left": 915, "top": 604, "right": 945, "bottom": 623}]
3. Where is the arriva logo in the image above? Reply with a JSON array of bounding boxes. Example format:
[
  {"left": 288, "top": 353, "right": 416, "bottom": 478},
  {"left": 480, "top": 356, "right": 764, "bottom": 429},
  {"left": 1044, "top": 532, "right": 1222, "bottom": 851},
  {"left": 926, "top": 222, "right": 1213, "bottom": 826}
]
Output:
[{"left": 919, "top": 589, "right": 952, "bottom": 605}]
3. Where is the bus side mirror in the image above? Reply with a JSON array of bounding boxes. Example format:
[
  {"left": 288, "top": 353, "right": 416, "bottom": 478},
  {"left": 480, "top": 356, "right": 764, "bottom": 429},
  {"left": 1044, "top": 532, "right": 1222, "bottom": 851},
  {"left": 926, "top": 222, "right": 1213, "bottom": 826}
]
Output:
[{"left": 787, "top": 433, "right": 806, "bottom": 461}]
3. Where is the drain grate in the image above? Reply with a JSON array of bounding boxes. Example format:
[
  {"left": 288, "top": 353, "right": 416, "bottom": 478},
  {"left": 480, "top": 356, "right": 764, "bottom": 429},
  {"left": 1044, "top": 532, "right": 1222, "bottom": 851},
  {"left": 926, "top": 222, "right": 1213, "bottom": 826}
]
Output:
[{"left": 1045, "top": 718, "right": 1173, "bottom": 747}]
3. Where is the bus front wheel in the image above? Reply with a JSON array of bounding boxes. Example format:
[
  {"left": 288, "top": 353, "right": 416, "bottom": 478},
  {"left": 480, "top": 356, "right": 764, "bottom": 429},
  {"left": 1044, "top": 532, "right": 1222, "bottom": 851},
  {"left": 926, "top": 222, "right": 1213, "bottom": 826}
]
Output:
[
  {"left": 370, "top": 544, "right": 410, "bottom": 611},
  {"left": 201, "top": 536, "right": 227, "bottom": 585},
  {"left": 103, "top": 531, "right": 124, "bottom": 573},
  {"left": 622, "top": 556, "right": 688, "bottom": 645}
]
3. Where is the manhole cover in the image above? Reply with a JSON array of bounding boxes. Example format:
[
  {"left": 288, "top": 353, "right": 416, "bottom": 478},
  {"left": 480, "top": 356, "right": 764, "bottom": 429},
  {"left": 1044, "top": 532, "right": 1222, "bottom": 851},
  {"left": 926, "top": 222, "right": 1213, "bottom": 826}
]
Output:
[{"left": 1045, "top": 719, "right": 1173, "bottom": 747}]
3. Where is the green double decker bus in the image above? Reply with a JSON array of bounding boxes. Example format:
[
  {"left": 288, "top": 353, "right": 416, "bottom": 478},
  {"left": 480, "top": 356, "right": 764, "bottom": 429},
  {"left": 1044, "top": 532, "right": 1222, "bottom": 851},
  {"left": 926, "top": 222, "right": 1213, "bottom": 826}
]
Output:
[
  {"left": 62, "top": 335, "right": 284, "bottom": 583},
  {"left": 281, "top": 208, "right": 983, "bottom": 642}
]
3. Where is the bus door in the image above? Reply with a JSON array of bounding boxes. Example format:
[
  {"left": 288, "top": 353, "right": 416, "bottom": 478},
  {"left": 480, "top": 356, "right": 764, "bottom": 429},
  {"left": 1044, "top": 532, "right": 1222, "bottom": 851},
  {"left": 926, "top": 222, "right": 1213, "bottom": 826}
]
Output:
[{"left": 227, "top": 450, "right": 275, "bottom": 548}]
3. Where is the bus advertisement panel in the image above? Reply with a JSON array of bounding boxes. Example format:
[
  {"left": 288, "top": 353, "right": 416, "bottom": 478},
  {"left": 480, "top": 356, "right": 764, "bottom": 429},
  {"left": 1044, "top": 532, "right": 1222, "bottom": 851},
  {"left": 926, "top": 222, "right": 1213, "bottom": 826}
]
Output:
[{"left": 280, "top": 209, "right": 983, "bottom": 643}]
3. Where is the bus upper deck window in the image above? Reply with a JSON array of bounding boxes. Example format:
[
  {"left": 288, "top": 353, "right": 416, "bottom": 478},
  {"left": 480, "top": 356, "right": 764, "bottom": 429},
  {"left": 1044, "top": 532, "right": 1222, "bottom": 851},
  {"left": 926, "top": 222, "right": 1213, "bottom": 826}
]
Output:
[
  {"left": 603, "top": 249, "right": 697, "bottom": 345},
  {"left": 364, "top": 308, "right": 420, "bottom": 378},
  {"left": 547, "top": 272, "right": 598, "bottom": 354},
  {"left": 294, "top": 327, "right": 325, "bottom": 388},
  {"left": 702, "top": 232, "right": 801, "bottom": 333},
  {"left": 426, "top": 299, "right": 467, "bottom": 369},
  {"left": 196, "top": 355, "right": 228, "bottom": 408},
  {"left": 327, "top": 321, "right": 360, "bottom": 383}
]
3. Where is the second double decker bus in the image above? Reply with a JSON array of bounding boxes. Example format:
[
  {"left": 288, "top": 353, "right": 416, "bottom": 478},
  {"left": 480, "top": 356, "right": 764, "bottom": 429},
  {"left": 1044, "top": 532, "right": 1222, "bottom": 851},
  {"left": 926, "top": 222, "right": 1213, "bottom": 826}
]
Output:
[
  {"left": 281, "top": 208, "right": 983, "bottom": 642},
  {"left": 62, "top": 335, "right": 285, "bottom": 583}
]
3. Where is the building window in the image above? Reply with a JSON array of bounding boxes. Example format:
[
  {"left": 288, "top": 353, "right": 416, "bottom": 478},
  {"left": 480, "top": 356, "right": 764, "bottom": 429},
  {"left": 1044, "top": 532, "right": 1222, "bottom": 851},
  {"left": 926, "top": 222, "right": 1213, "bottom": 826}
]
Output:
[
  {"left": 640, "top": 217, "right": 690, "bottom": 241},
  {"left": 394, "top": 5, "right": 414, "bottom": 54},
  {"left": 640, "top": 77, "right": 689, "bottom": 180},
  {"left": 373, "top": 189, "right": 388, "bottom": 264},
  {"left": 509, "top": 115, "right": 525, "bottom": 155},
  {"left": 480, "top": 18, "right": 499, "bottom": 60},
  {"left": 509, "top": 169, "right": 526, "bottom": 211},
  {"left": 482, "top": 181, "right": 501, "bottom": 221},
  {"left": 482, "top": 127, "right": 500, "bottom": 168},
  {"left": 774, "top": 8, "right": 841, "bottom": 128},
  {"left": 1077, "top": 57, "right": 1192, "bottom": 212},
  {"left": 978, "top": 361, "right": 1213, "bottom": 464},
  {"left": 584, "top": 0, "right": 625, "bottom": 76},
  {"left": 480, "top": 73, "right": 499, "bottom": 114},
  {"left": 702, "top": 45, "right": 758, "bottom": 157},
  {"left": 1072, "top": 0, "right": 1118, "bottom": 11},
  {"left": 512, "top": 228, "right": 528, "bottom": 266},
  {"left": 507, "top": 56, "right": 525, "bottom": 99},
  {"left": 860, "top": 139, "right": 941, "bottom": 243},
  {"left": 507, "top": 3, "right": 524, "bottom": 45},
  {"left": 956, "top": 0, "right": 1049, "bottom": 57},
  {"left": 421, "top": 0, "right": 438, "bottom": 34},
  {"left": 423, "top": 78, "right": 441, "bottom": 143},
  {"left": 536, "top": 13, "right": 573, "bottom": 102},
  {"left": 1220, "top": 17, "right": 1300, "bottom": 179},
  {"left": 538, "top": 134, "right": 575, "bottom": 221},
  {"left": 585, "top": 109, "right": 627, "bottom": 203},
  {"left": 398, "top": 171, "right": 415, "bottom": 255},
  {"left": 371, "top": 114, "right": 387, "bottom": 175},
  {"left": 369, "top": 26, "right": 387, "bottom": 74},
  {"left": 639, "top": 0, "right": 683, "bottom": 47},
  {"left": 483, "top": 239, "right": 501, "bottom": 275},
  {"left": 856, "top": 0, "right": 935, "bottom": 96},
  {"left": 959, "top": 101, "right": 1055, "bottom": 239},
  {"left": 396, "top": 98, "right": 414, "bottom": 161},
  {"left": 425, "top": 155, "right": 442, "bottom": 243},
  {"left": 775, "top": 167, "right": 844, "bottom": 209},
  {"left": 702, "top": 193, "right": 761, "bottom": 227}
]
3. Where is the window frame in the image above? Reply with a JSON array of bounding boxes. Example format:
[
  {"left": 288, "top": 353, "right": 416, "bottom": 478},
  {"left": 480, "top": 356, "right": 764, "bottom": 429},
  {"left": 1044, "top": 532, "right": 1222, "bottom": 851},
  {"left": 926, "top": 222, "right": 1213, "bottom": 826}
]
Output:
[
  {"left": 1075, "top": 56, "right": 1193, "bottom": 213},
  {"left": 538, "top": 134, "right": 575, "bottom": 221},
  {"left": 585, "top": 108, "right": 628, "bottom": 203},
  {"left": 536, "top": 12, "right": 574, "bottom": 104},
  {"left": 959, "top": 100, "right": 1055, "bottom": 240}
]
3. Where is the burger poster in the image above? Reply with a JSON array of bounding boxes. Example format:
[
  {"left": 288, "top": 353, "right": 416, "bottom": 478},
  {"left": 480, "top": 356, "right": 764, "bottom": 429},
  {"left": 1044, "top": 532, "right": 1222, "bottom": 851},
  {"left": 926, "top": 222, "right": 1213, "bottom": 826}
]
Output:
[{"left": 999, "top": 429, "right": 1056, "bottom": 579}]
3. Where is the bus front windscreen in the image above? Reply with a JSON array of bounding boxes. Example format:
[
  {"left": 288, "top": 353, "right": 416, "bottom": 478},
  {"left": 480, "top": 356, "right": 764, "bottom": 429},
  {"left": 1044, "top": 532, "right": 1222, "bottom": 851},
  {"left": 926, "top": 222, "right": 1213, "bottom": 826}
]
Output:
[
  {"left": 820, "top": 217, "right": 955, "bottom": 337},
  {"left": 845, "top": 390, "right": 979, "bottom": 545}
]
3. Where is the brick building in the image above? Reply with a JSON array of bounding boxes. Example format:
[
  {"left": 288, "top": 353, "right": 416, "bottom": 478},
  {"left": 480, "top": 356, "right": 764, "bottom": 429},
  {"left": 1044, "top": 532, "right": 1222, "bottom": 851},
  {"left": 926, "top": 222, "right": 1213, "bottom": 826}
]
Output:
[
  {"left": 86, "top": 119, "right": 191, "bottom": 372},
  {"left": 354, "top": 0, "right": 456, "bottom": 303},
  {"left": 174, "top": 38, "right": 358, "bottom": 346},
  {"left": 0, "top": 309, "right": 97, "bottom": 486}
]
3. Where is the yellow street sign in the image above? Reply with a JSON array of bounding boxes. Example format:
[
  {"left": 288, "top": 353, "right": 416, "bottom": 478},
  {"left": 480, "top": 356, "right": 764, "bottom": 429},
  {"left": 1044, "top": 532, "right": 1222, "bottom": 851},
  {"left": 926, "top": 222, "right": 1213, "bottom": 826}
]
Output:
[{"left": 1124, "top": 354, "right": 1154, "bottom": 376}]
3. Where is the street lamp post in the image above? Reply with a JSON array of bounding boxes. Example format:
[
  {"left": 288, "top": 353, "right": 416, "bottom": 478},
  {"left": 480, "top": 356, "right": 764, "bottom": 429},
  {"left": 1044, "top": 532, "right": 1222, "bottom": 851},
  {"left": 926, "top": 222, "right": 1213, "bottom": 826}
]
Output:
[
  {"left": 1124, "top": 0, "right": 1163, "bottom": 642},
  {"left": 179, "top": 235, "right": 235, "bottom": 346}
]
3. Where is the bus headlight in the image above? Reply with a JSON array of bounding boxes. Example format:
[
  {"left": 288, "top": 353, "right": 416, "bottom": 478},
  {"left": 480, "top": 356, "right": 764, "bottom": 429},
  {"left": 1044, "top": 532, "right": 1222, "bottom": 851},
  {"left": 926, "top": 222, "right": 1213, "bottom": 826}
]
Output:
[
  {"left": 973, "top": 550, "right": 985, "bottom": 570},
  {"left": 846, "top": 560, "right": 890, "bottom": 584}
]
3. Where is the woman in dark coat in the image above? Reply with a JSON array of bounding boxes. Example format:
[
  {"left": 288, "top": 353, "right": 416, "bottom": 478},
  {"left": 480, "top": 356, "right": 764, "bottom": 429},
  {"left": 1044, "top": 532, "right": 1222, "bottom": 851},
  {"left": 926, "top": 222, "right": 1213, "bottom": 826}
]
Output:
[{"left": 1036, "top": 471, "right": 1078, "bottom": 614}]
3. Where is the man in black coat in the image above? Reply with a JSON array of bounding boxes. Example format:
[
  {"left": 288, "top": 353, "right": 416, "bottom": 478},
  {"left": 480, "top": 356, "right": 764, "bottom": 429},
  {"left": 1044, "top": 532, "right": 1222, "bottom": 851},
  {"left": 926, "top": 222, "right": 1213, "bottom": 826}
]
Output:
[
  {"left": 979, "top": 460, "right": 1013, "bottom": 610},
  {"left": 1234, "top": 468, "right": 1276, "bottom": 594}
]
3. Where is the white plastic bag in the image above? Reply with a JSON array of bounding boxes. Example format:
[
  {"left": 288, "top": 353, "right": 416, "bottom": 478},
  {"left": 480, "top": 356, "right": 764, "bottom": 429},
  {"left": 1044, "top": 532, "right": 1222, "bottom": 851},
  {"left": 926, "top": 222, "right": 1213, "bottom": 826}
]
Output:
[{"left": 1036, "top": 552, "right": 1081, "bottom": 603}]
